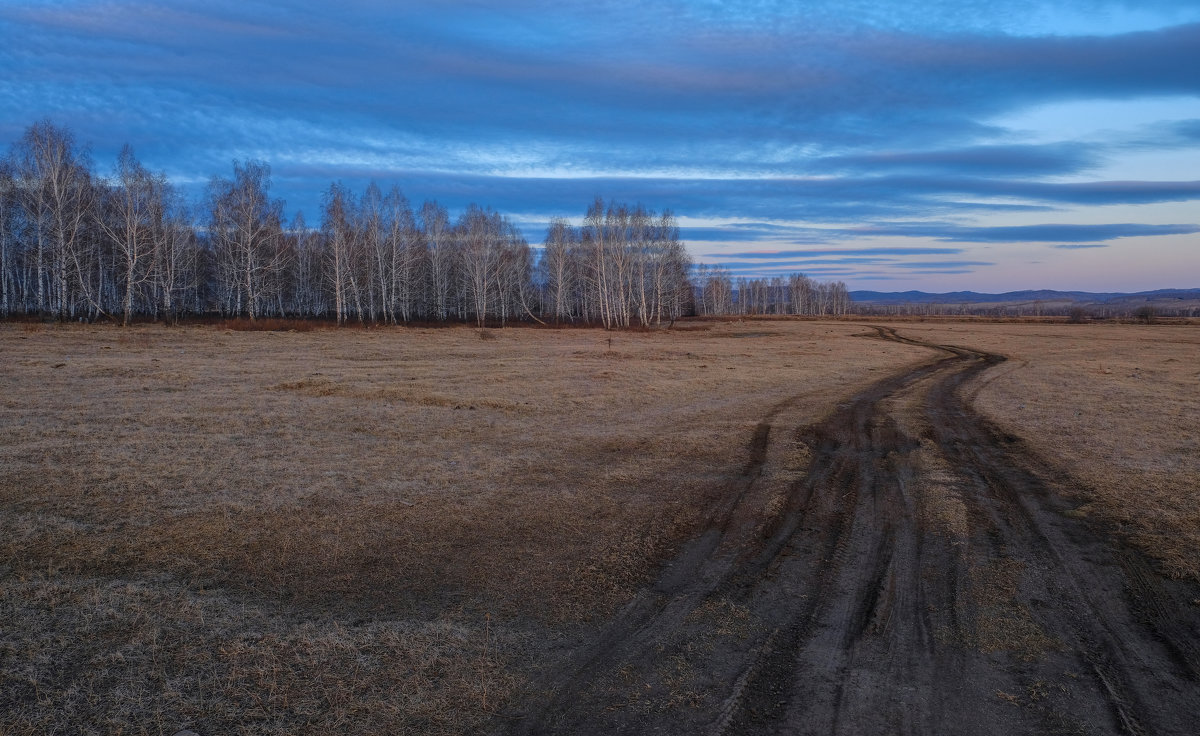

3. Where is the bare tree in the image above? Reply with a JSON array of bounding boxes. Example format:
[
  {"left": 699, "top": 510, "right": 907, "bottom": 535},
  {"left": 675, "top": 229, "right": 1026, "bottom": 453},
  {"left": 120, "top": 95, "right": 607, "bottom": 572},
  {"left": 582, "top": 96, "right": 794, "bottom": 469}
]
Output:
[
  {"left": 383, "top": 186, "right": 419, "bottom": 323},
  {"left": 278, "top": 212, "right": 321, "bottom": 317},
  {"left": 209, "top": 161, "right": 285, "bottom": 320},
  {"left": 605, "top": 203, "right": 633, "bottom": 328},
  {"left": 540, "top": 217, "right": 575, "bottom": 323},
  {"left": 457, "top": 204, "right": 502, "bottom": 327},
  {"left": 0, "top": 157, "right": 15, "bottom": 317},
  {"left": 13, "top": 120, "right": 97, "bottom": 318},
  {"left": 703, "top": 267, "right": 734, "bottom": 315},
  {"left": 152, "top": 193, "right": 199, "bottom": 322},
  {"left": 419, "top": 200, "right": 452, "bottom": 321},
  {"left": 581, "top": 197, "right": 615, "bottom": 328},
  {"left": 322, "top": 182, "right": 357, "bottom": 325},
  {"left": 97, "top": 145, "right": 160, "bottom": 325},
  {"left": 788, "top": 273, "right": 811, "bottom": 315},
  {"left": 1, "top": 120, "right": 773, "bottom": 326},
  {"left": 539, "top": 203, "right": 693, "bottom": 326},
  {"left": 653, "top": 211, "right": 690, "bottom": 323}
]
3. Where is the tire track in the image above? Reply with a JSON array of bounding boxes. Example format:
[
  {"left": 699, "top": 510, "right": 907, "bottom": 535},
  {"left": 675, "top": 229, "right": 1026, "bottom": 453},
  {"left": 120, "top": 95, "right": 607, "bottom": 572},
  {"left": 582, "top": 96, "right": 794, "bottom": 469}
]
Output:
[{"left": 498, "top": 326, "right": 1200, "bottom": 735}]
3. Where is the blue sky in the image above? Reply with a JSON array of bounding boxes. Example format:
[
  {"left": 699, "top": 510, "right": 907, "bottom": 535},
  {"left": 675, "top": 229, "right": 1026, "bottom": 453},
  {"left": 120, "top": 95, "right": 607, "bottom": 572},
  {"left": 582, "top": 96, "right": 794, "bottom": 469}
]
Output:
[{"left": 2, "top": 0, "right": 1198, "bottom": 291}]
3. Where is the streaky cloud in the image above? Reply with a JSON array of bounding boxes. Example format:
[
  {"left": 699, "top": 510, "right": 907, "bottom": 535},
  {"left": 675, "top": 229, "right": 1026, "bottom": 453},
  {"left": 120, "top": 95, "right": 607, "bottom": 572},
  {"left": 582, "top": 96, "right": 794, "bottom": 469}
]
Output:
[
  {"left": 247, "top": 168, "right": 1200, "bottom": 228},
  {"left": 705, "top": 247, "right": 965, "bottom": 258},
  {"left": 860, "top": 222, "right": 1199, "bottom": 242},
  {"left": 889, "top": 260, "right": 994, "bottom": 269},
  {"left": 1174, "top": 119, "right": 1200, "bottom": 140},
  {"left": 696, "top": 258, "right": 897, "bottom": 269},
  {"left": 2, "top": 1, "right": 1198, "bottom": 292},
  {"left": 822, "top": 143, "right": 1098, "bottom": 177},
  {"left": 897, "top": 269, "right": 977, "bottom": 275}
]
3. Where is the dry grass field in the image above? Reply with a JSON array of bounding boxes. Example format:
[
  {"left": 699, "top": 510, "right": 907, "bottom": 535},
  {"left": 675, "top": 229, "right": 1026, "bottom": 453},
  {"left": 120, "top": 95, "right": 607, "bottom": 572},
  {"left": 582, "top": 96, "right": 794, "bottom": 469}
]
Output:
[
  {"left": 0, "top": 320, "right": 928, "bottom": 735},
  {"left": 896, "top": 321, "right": 1200, "bottom": 580},
  {"left": 3, "top": 319, "right": 1196, "bottom": 734}
]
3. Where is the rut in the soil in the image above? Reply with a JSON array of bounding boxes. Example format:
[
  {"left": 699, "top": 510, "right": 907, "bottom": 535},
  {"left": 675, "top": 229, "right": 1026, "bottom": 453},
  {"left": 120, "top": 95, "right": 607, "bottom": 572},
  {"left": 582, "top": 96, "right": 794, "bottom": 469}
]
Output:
[{"left": 498, "top": 327, "right": 1200, "bottom": 736}]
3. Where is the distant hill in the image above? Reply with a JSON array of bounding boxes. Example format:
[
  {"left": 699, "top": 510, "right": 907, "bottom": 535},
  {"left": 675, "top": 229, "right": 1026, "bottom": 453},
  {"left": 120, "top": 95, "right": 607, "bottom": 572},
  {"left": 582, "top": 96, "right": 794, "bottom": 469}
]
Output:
[
  {"left": 848, "top": 288, "right": 1200, "bottom": 316},
  {"left": 850, "top": 288, "right": 1200, "bottom": 304}
]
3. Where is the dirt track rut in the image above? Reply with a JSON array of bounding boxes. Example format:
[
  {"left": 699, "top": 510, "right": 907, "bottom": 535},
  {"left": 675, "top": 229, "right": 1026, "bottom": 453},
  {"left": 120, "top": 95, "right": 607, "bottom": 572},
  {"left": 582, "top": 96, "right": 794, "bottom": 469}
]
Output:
[{"left": 499, "top": 327, "right": 1200, "bottom": 735}]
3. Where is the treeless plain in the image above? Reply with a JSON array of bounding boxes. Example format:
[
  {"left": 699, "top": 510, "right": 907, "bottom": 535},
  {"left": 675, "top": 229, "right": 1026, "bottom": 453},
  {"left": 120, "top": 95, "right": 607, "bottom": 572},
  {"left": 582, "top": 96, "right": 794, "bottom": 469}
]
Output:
[{"left": 1, "top": 319, "right": 1196, "bottom": 734}]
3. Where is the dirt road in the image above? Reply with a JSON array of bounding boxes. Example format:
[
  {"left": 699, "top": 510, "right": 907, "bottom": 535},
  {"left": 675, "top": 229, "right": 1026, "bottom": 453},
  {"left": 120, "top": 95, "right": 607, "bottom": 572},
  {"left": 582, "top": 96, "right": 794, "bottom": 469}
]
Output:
[{"left": 499, "top": 327, "right": 1200, "bottom": 735}]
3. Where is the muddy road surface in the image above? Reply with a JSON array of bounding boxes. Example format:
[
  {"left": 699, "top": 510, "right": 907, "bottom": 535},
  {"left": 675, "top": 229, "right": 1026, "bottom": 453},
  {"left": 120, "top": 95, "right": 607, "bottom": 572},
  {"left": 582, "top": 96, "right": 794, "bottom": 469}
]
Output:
[{"left": 498, "top": 327, "right": 1200, "bottom": 736}]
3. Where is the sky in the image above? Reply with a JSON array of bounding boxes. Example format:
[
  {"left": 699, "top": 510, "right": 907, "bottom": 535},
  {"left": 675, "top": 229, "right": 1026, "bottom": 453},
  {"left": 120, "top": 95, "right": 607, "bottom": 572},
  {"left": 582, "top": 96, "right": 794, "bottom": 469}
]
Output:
[{"left": 2, "top": 0, "right": 1198, "bottom": 292}]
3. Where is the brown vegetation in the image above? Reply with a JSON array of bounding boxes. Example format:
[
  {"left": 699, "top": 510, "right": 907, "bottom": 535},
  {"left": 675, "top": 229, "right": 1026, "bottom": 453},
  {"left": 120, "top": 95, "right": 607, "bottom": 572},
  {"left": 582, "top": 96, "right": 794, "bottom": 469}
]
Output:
[
  {"left": 3, "top": 319, "right": 1195, "bottom": 734},
  {"left": 0, "top": 320, "right": 924, "bottom": 734},
  {"left": 217, "top": 317, "right": 321, "bottom": 332}
]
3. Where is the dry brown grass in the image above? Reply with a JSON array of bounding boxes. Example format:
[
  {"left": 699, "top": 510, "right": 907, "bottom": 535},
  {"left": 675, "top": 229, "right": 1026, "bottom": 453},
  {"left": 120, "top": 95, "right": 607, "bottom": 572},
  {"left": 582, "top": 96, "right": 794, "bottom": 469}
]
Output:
[
  {"left": 6, "top": 319, "right": 1194, "bottom": 731},
  {"left": 893, "top": 321, "right": 1200, "bottom": 580},
  {"left": 0, "top": 319, "right": 925, "bottom": 734},
  {"left": 218, "top": 318, "right": 322, "bottom": 332}
]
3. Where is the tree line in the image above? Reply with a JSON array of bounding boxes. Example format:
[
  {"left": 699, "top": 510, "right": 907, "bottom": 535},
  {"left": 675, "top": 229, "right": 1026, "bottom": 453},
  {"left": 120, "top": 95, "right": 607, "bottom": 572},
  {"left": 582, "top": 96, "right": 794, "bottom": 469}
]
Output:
[
  {"left": 694, "top": 265, "right": 851, "bottom": 317},
  {"left": 0, "top": 120, "right": 850, "bottom": 326}
]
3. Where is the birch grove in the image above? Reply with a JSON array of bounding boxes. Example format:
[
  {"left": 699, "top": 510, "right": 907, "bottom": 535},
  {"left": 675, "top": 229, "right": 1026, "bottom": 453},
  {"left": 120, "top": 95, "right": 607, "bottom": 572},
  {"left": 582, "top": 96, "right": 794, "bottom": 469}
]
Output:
[{"left": 0, "top": 120, "right": 852, "bottom": 325}]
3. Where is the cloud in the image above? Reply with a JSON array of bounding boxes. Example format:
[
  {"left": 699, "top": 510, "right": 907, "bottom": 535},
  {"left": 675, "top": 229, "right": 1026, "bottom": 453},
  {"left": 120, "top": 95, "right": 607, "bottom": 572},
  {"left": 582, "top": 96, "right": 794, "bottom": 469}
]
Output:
[
  {"left": 2, "top": 1, "right": 1199, "bottom": 291},
  {"left": 705, "top": 247, "right": 966, "bottom": 258},
  {"left": 716, "top": 265, "right": 862, "bottom": 277},
  {"left": 861, "top": 222, "right": 1200, "bottom": 242},
  {"left": 233, "top": 167, "right": 1200, "bottom": 226},
  {"left": 681, "top": 225, "right": 839, "bottom": 243},
  {"left": 889, "top": 260, "right": 994, "bottom": 269},
  {"left": 694, "top": 223, "right": 1195, "bottom": 250},
  {"left": 697, "top": 248, "right": 994, "bottom": 280},
  {"left": 892, "top": 269, "right": 977, "bottom": 275},
  {"left": 1171, "top": 119, "right": 1200, "bottom": 141},
  {"left": 5, "top": 4, "right": 1200, "bottom": 179},
  {"left": 697, "top": 260, "right": 874, "bottom": 271},
  {"left": 936, "top": 178, "right": 1200, "bottom": 205},
  {"left": 822, "top": 143, "right": 1099, "bottom": 177}
]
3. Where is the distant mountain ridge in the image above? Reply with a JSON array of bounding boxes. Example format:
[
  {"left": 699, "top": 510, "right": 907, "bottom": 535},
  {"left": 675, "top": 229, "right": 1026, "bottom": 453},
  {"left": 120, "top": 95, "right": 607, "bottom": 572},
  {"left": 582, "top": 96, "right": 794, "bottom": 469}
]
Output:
[{"left": 850, "top": 288, "right": 1200, "bottom": 305}]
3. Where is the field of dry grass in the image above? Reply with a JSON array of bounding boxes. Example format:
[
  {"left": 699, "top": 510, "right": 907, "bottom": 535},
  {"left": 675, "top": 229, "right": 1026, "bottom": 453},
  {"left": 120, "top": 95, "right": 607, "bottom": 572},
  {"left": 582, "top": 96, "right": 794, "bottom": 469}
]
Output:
[
  {"left": 0, "top": 320, "right": 927, "bottom": 735},
  {"left": 5, "top": 319, "right": 1195, "bottom": 734},
  {"left": 895, "top": 321, "right": 1200, "bottom": 580}
]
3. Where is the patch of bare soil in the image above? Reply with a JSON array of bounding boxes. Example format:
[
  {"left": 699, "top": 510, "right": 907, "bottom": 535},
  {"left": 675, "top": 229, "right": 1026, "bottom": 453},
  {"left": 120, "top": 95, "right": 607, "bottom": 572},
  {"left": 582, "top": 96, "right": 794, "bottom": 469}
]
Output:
[{"left": 500, "top": 326, "right": 1200, "bottom": 735}]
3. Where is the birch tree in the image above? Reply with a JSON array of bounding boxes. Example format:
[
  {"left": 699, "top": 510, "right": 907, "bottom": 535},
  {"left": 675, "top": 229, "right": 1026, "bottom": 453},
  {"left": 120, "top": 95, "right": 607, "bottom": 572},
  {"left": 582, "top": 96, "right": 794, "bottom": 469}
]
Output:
[
  {"left": 322, "top": 183, "right": 356, "bottom": 325},
  {"left": 457, "top": 204, "right": 501, "bottom": 327},
  {"left": 208, "top": 161, "right": 285, "bottom": 320},
  {"left": 14, "top": 121, "right": 96, "bottom": 318},
  {"left": 419, "top": 200, "right": 452, "bottom": 321},
  {"left": 540, "top": 217, "right": 574, "bottom": 323},
  {"left": 0, "top": 158, "right": 14, "bottom": 316},
  {"left": 383, "top": 186, "right": 419, "bottom": 323},
  {"left": 581, "top": 198, "right": 615, "bottom": 328},
  {"left": 97, "top": 145, "right": 159, "bottom": 325},
  {"left": 152, "top": 193, "right": 198, "bottom": 322}
]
